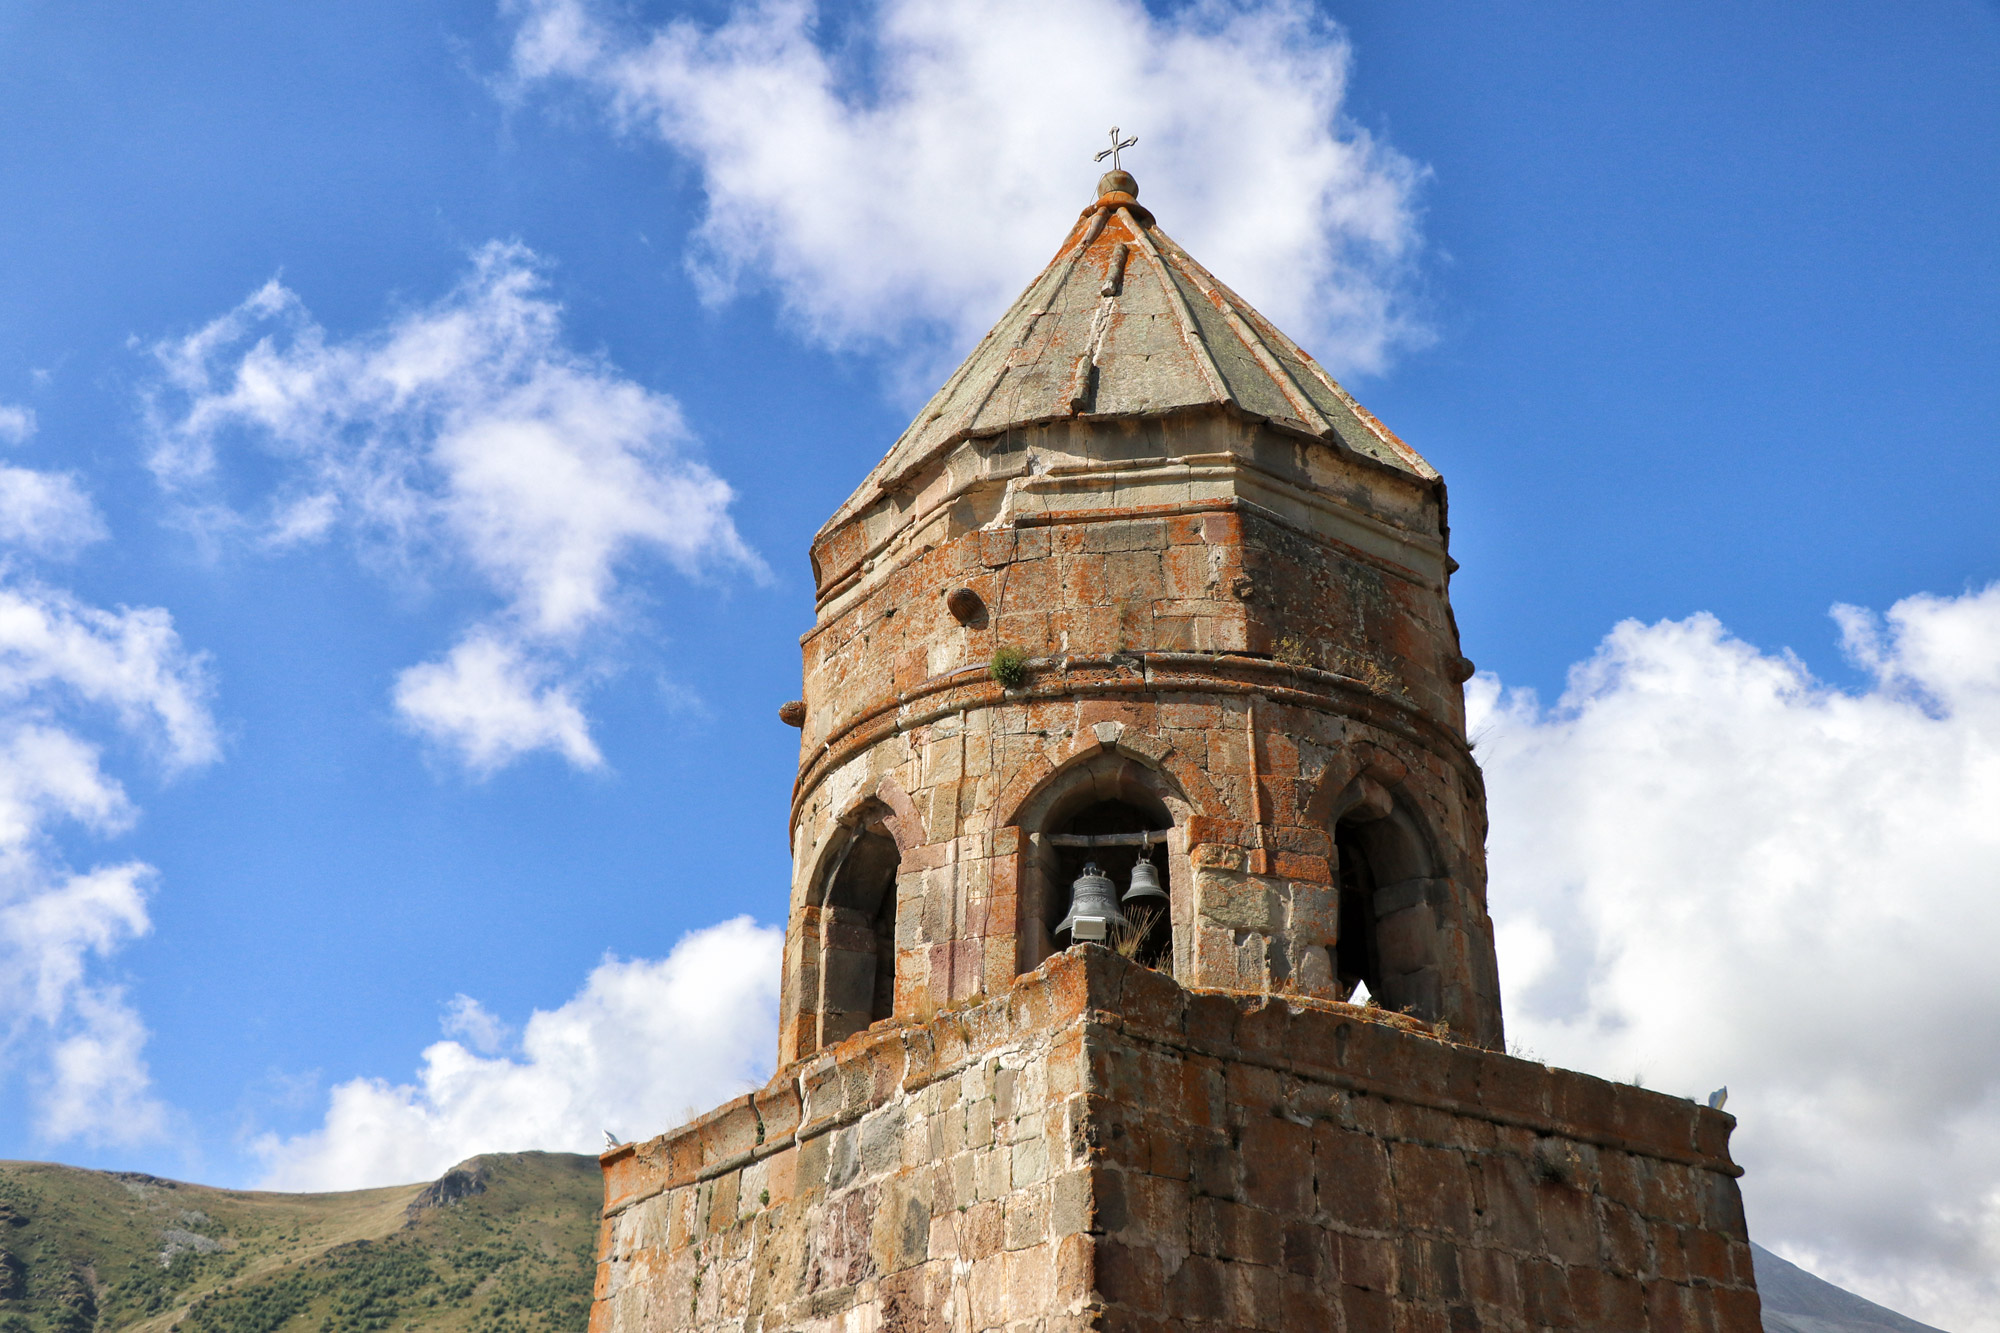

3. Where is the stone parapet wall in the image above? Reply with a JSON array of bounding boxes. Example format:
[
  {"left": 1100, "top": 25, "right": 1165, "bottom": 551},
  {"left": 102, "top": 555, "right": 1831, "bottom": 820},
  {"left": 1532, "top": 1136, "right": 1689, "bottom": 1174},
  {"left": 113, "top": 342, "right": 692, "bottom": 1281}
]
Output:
[
  {"left": 595, "top": 947, "right": 1103, "bottom": 1333},
  {"left": 1084, "top": 957, "right": 1757, "bottom": 1333},
  {"left": 592, "top": 951, "right": 1757, "bottom": 1333}
]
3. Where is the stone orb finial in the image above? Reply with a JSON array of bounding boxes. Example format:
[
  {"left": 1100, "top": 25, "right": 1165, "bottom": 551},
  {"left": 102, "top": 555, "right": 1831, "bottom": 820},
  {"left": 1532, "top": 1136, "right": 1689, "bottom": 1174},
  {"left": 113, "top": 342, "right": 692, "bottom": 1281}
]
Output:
[{"left": 1097, "top": 170, "right": 1138, "bottom": 199}]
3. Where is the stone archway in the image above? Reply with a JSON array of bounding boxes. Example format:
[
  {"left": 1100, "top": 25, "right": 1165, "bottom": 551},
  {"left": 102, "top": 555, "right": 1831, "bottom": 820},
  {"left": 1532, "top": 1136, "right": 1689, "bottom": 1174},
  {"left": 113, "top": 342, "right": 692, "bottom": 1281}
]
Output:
[{"left": 1004, "top": 747, "right": 1195, "bottom": 977}]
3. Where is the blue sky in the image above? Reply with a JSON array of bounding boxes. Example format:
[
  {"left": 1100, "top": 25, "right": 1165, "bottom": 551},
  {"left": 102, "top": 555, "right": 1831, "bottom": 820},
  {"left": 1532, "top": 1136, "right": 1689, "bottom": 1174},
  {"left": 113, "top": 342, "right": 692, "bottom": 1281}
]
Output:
[{"left": 3, "top": 1, "right": 1998, "bottom": 1325}]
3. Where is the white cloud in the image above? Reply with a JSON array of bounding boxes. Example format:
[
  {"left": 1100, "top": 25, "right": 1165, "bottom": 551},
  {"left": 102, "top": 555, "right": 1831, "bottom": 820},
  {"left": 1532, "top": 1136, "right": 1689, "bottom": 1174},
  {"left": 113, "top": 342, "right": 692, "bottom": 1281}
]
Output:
[
  {"left": 0, "top": 573, "right": 215, "bottom": 1146},
  {"left": 145, "top": 241, "right": 758, "bottom": 774},
  {"left": 0, "top": 466, "right": 107, "bottom": 557},
  {"left": 39, "top": 985, "right": 165, "bottom": 1143},
  {"left": 0, "top": 402, "right": 105, "bottom": 559},
  {"left": 393, "top": 630, "right": 600, "bottom": 774},
  {"left": 3, "top": 863, "right": 152, "bottom": 1029},
  {"left": 255, "top": 916, "right": 783, "bottom": 1190},
  {"left": 0, "top": 581, "right": 220, "bottom": 771},
  {"left": 1471, "top": 584, "right": 2000, "bottom": 1332},
  {"left": 0, "top": 404, "right": 35, "bottom": 445},
  {"left": 0, "top": 725, "right": 133, "bottom": 849},
  {"left": 441, "top": 993, "right": 512, "bottom": 1056},
  {"left": 506, "top": 0, "right": 1427, "bottom": 381}
]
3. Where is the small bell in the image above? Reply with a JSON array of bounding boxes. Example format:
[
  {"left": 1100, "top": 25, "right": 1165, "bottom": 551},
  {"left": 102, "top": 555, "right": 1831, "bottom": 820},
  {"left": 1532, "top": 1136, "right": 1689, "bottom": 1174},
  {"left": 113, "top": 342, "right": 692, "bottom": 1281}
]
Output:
[
  {"left": 1123, "top": 856, "right": 1167, "bottom": 906},
  {"left": 1055, "top": 862, "right": 1126, "bottom": 943}
]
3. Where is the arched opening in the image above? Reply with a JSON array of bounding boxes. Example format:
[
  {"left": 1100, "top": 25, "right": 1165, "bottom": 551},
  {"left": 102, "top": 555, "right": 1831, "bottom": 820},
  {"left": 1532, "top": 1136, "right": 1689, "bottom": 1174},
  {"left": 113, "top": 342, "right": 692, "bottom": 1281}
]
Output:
[
  {"left": 1013, "top": 752, "right": 1186, "bottom": 977},
  {"left": 1333, "top": 820, "right": 1382, "bottom": 1002},
  {"left": 1332, "top": 799, "right": 1441, "bottom": 1020},
  {"left": 1046, "top": 800, "right": 1173, "bottom": 969},
  {"left": 816, "top": 806, "right": 901, "bottom": 1047}
]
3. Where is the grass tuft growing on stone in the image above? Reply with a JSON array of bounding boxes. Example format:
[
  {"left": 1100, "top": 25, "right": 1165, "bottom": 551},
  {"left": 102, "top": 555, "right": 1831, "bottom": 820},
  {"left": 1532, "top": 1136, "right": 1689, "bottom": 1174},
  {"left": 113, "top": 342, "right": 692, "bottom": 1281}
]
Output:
[{"left": 988, "top": 646, "right": 1031, "bottom": 690}]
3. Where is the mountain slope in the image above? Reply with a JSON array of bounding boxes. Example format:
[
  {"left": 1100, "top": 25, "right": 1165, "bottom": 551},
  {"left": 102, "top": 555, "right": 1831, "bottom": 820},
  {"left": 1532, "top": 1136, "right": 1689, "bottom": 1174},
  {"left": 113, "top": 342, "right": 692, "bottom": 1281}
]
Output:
[
  {"left": 0, "top": 1153, "right": 600, "bottom": 1333},
  {"left": 1754, "top": 1243, "right": 1949, "bottom": 1333}
]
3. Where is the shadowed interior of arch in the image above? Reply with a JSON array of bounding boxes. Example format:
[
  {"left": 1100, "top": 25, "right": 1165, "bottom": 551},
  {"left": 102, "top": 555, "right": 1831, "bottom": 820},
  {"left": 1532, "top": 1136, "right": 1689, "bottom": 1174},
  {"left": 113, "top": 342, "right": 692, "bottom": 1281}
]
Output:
[
  {"left": 1013, "top": 751, "right": 1194, "bottom": 975},
  {"left": 818, "top": 809, "right": 900, "bottom": 1046},
  {"left": 1048, "top": 800, "right": 1173, "bottom": 971},
  {"left": 1332, "top": 801, "right": 1441, "bottom": 1020},
  {"left": 1334, "top": 818, "right": 1382, "bottom": 1002}
]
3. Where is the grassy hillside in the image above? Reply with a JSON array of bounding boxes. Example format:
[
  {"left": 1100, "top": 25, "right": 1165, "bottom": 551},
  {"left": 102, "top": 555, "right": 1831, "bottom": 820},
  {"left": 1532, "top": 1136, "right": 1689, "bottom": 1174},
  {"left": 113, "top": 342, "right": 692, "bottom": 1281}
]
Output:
[{"left": 0, "top": 1153, "right": 601, "bottom": 1333}]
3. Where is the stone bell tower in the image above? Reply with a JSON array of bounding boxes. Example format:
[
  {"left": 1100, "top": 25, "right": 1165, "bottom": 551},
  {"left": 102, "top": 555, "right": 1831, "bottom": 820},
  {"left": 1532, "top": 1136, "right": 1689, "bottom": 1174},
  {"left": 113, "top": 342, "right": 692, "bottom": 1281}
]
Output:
[{"left": 591, "top": 167, "right": 1761, "bottom": 1333}]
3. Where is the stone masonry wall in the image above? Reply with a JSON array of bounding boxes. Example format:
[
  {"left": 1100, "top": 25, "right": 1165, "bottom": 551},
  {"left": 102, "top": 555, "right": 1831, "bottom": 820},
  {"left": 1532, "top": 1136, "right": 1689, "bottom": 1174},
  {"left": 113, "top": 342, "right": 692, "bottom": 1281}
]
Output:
[
  {"left": 592, "top": 950, "right": 1758, "bottom": 1333},
  {"left": 595, "top": 948, "right": 1102, "bottom": 1333},
  {"left": 1082, "top": 956, "right": 1759, "bottom": 1333}
]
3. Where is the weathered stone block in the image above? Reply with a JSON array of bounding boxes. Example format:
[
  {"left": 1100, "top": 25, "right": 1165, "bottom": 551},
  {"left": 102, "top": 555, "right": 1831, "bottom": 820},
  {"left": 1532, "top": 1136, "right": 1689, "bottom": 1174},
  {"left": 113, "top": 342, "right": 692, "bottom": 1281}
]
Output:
[
  {"left": 1392, "top": 1141, "right": 1475, "bottom": 1238},
  {"left": 1238, "top": 1115, "right": 1312, "bottom": 1213},
  {"left": 1341, "top": 1281, "right": 1396, "bottom": 1333}
]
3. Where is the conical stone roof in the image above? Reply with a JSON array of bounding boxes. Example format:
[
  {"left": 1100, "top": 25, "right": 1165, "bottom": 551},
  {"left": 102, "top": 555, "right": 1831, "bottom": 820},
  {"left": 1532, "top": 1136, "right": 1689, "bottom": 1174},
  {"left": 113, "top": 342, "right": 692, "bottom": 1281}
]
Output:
[{"left": 827, "top": 172, "right": 1436, "bottom": 532}]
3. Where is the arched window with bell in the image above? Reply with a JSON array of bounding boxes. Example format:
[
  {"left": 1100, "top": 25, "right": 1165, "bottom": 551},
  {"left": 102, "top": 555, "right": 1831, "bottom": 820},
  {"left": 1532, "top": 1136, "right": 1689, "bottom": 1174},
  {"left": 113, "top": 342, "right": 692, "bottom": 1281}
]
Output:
[{"left": 1009, "top": 750, "right": 1189, "bottom": 977}]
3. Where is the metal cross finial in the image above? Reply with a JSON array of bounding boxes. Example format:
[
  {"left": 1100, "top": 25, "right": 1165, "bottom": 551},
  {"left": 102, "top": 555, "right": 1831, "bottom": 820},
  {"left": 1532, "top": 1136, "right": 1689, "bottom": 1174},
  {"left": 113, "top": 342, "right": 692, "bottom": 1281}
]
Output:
[{"left": 1094, "top": 126, "right": 1138, "bottom": 173}]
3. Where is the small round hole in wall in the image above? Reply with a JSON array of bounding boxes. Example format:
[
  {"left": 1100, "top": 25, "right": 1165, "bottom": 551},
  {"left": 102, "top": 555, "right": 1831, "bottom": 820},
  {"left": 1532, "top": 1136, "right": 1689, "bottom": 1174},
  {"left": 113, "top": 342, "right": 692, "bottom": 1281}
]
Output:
[{"left": 945, "top": 587, "right": 986, "bottom": 625}]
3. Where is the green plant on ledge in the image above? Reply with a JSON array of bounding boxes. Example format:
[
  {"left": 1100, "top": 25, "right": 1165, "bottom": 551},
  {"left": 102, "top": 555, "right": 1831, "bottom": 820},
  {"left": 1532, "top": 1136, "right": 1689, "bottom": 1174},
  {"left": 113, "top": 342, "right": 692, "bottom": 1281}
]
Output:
[
  {"left": 989, "top": 645, "right": 1031, "bottom": 689},
  {"left": 1275, "top": 635, "right": 1315, "bottom": 668}
]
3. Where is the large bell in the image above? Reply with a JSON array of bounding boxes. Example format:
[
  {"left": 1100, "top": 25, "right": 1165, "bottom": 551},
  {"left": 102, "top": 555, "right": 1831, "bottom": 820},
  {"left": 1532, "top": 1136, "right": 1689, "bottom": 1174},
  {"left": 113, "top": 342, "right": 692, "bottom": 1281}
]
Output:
[
  {"left": 1123, "top": 856, "right": 1168, "bottom": 907},
  {"left": 1055, "top": 861, "right": 1126, "bottom": 942}
]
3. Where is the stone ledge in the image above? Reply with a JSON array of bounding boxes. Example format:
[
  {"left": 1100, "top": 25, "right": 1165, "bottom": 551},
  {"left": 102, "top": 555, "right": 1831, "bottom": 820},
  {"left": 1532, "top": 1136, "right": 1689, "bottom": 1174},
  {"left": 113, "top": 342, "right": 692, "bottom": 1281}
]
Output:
[{"left": 789, "top": 651, "right": 1476, "bottom": 828}]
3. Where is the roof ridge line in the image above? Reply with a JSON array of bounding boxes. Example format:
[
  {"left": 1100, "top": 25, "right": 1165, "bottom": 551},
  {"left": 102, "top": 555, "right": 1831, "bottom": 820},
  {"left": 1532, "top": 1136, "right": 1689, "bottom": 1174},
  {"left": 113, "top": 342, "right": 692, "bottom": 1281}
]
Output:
[
  {"left": 1295, "top": 358, "right": 1434, "bottom": 480},
  {"left": 932, "top": 221, "right": 1100, "bottom": 449},
  {"left": 1157, "top": 232, "right": 1437, "bottom": 481},
  {"left": 886, "top": 206, "right": 1109, "bottom": 456},
  {"left": 1163, "top": 236, "right": 1334, "bottom": 438},
  {"left": 1120, "top": 209, "right": 1231, "bottom": 402},
  {"left": 865, "top": 219, "right": 1101, "bottom": 510}
]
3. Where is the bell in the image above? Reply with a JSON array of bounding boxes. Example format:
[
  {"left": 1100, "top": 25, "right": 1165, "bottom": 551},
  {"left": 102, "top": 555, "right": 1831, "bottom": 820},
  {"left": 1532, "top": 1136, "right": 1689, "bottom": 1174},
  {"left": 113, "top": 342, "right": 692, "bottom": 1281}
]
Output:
[
  {"left": 1055, "top": 862, "right": 1126, "bottom": 943},
  {"left": 1123, "top": 857, "right": 1167, "bottom": 906}
]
